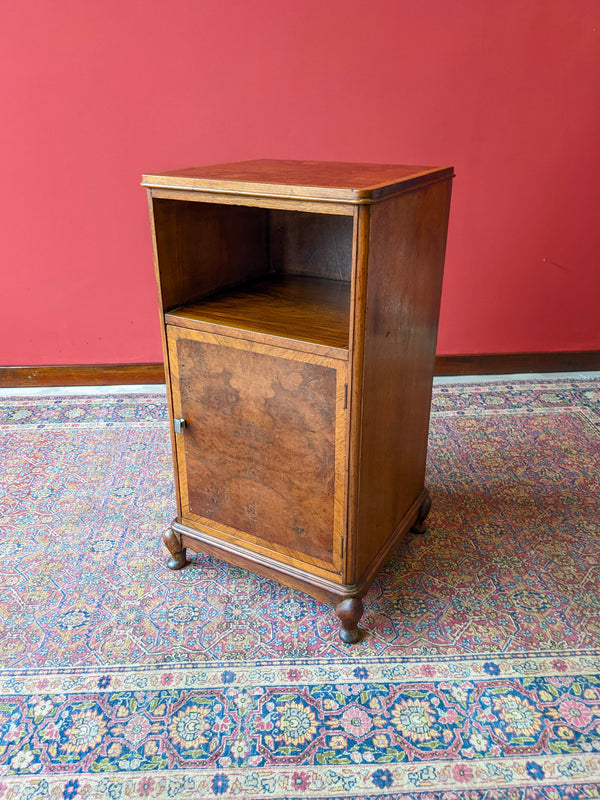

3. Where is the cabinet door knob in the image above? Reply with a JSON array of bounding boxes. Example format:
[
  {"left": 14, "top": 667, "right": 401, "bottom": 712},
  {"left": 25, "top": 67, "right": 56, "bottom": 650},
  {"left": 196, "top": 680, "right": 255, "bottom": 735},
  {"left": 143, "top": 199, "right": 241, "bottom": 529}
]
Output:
[{"left": 173, "top": 418, "right": 186, "bottom": 434}]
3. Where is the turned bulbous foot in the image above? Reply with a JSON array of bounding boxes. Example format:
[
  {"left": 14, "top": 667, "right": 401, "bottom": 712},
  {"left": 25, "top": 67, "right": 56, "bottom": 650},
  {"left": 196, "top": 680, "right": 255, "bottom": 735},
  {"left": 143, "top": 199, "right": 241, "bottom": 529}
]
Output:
[
  {"left": 411, "top": 491, "right": 432, "bottom": 535},
  {"left": 163, "top": 527, "right": 187, "bottom": 570},
  {"left": 336, "top": 597, "right": 364, "bottom": 644}
]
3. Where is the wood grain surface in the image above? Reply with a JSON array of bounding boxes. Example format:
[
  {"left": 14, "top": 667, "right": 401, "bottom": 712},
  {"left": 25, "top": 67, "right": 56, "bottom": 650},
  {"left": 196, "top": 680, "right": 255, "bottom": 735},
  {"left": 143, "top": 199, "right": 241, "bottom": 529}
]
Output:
[
  {"left": 351, "top": 178, "right": 453, "bottom": 581},
  {"left": 151, "top": 198, "right": 270, "bottom": 313},
  {"left": 148, "top": 159, "right": 455, "bottom": 640},
  {"left": 269, "top": 210, "right": 353, "bottom": 281},
  {"left": 168, "top": 328, "right": 347, "bottom": 568},
  {"left": 143, "top": 159, "right": 454, "bottom": 204},
  {"left": 148, "top": 187, "right": 355, "bottom": 216},
  {"left": 166, "top": 274, "right": 351, "bottom": 355}
]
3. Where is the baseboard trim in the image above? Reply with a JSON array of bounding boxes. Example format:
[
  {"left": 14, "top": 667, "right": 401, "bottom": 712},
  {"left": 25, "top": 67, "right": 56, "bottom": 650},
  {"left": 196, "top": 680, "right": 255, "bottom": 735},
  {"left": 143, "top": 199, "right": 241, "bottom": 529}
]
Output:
[
  {"left": 0, "top": 363, "right": 165, "bottom": 388},
  {"left": 0, "top": 352, "right": 598, "bottom": 387},
  {"left": 434, "top": 351, "right": 600, "bottom": 377}
]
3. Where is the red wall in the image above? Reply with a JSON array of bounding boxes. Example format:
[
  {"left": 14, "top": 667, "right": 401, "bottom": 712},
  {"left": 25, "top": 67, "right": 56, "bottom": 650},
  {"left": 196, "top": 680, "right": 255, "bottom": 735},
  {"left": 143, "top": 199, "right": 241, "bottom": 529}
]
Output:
[{"left": 2, "top": 0, "right": 599, "bottom": 365}]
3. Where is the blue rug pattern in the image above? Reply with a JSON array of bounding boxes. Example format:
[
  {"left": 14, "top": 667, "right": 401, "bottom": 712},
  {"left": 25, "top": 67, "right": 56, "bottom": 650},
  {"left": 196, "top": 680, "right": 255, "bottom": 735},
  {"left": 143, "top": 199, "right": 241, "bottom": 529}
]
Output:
[{"left": 0, "top": 379, "right": 598, "bottom": 798}]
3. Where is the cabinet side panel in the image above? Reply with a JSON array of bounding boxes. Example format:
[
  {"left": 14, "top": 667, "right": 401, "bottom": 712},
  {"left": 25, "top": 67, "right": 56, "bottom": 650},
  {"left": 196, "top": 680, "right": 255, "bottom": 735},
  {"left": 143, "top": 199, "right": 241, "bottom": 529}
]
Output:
[
  {"left": 353, "top": 179, "right": 452, "bottom": 580},
  {"left": 151, "top": 198, "right": 270, "bottom": 311}
]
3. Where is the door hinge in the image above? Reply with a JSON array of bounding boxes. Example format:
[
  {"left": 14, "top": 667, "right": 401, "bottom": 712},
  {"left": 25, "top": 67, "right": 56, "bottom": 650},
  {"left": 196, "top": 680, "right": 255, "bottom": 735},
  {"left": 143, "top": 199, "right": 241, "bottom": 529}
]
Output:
[
  {"left": 344, "top": 383, "right": 348, "bottom": 409},
  {"left": 340, "top": 537, "right": 345, "bottom": 558},
  {"left": 173, "top": 418, "right": 186, "bottom": 434}
]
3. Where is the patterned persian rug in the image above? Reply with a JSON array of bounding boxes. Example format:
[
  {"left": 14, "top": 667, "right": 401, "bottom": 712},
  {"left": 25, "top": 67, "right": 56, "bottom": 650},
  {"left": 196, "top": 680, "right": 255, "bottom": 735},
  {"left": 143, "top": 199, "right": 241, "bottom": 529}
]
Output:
[{"left": 0, "top": 379, "right": 599, "bottom": 799}]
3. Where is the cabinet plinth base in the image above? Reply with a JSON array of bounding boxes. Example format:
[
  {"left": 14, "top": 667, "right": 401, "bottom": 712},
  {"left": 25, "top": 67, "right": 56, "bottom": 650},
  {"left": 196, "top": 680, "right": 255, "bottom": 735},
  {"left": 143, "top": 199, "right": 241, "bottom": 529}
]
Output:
[
  {"left": 162, "top": 488, "right": 433, "bottom": 643},
  {"left": 164, "top": 519, "right": 368, "bottom": 643}
]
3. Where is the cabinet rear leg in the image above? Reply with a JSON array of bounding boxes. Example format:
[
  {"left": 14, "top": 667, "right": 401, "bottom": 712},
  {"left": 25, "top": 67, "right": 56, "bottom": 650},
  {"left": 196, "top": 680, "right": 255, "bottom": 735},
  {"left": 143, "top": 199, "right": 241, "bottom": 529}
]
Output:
[
  {"left": 336, "top": 597, "right": 364, "bottom": 644},
  {"left": 163, "top": 526, "right": 187, "bottom": 570},
  {"left": 411, "top": 490, "right": 432, "bottom": 535}
]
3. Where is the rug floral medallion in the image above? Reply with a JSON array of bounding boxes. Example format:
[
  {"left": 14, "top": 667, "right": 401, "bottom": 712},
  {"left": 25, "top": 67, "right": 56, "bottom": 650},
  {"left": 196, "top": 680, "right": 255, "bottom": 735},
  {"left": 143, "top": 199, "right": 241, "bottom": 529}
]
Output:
[{"left": 0, "top": 380, "right": 598, "bottom": 799}]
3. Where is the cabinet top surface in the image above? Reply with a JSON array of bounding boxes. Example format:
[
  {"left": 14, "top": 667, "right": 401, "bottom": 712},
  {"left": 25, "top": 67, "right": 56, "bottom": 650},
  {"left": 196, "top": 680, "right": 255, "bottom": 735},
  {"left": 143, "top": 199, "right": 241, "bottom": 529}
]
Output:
[{"left": 142, "top": 159, "right": 453, "bottom": 203}]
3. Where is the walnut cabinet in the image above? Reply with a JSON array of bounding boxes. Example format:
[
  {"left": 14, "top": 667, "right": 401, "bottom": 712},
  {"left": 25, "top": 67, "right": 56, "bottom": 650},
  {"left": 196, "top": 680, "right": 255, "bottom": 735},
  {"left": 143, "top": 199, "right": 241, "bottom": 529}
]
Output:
[{"left": 143, "top": 160, "right": 453, "bottom": 642}]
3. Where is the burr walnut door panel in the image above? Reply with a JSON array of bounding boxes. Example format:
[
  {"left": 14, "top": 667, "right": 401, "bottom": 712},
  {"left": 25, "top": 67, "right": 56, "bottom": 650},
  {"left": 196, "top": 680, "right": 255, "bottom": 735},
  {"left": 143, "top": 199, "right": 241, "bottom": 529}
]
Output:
[{"left": 167, "top": 327, "right": 347, "bottom": 574}]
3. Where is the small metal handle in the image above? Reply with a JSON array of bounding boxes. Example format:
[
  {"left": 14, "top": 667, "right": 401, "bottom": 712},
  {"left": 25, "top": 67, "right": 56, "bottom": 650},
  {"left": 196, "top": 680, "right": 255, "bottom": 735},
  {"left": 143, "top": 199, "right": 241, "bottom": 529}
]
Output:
[{"left": 173, "top": 418, "right": 186, "bottom": 434}]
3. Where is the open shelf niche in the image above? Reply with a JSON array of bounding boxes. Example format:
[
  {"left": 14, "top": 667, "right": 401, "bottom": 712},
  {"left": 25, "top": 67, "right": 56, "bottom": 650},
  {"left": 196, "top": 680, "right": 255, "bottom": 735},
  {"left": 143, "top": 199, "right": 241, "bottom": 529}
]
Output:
[{"left": 152, "top": 199, "right": 353, "bottom": 356}]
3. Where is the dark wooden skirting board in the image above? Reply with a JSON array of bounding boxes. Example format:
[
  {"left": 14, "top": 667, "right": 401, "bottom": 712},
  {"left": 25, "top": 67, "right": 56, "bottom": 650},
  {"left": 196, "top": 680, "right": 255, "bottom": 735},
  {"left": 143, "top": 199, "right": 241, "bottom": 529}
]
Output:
[
  {"left": 0, "top": 363, "right": 165, "bottom": 387},
  {"left": 434, "top": 351, "right": 600, "bottom": 376},
  {"left": 0, "top": 352, "right": 598, "bottom": 388}
]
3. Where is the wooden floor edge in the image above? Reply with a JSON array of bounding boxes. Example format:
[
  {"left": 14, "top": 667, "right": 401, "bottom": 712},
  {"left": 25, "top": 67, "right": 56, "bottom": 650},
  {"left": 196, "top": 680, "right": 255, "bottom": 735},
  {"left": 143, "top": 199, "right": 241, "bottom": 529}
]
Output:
[
  {"left": 0, "top": 363, "right": 165, "bottom": 387},
  {"left": 0, "top": 351, "right": 598, "bottom": 387},
  {"left": 434, "top": 350, "right": 600, "bottom": 376}
]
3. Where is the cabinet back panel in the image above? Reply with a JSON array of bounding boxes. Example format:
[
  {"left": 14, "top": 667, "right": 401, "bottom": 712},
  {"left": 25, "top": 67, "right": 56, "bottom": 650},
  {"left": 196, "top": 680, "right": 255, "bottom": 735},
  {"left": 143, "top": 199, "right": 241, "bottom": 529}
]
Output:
[
  {"left": 269, "top": 210, "right": 353, "bottom": 281},
  {"left": 151, "top": 199, "right": 270, "bottom": 311}
]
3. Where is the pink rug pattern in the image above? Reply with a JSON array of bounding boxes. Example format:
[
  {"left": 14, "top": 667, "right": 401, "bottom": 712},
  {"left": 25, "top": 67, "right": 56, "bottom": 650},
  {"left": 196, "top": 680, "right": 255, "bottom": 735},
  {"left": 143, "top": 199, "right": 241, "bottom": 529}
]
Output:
[{"left": 0, "top": 379, "right": 599, "bottom": 798}]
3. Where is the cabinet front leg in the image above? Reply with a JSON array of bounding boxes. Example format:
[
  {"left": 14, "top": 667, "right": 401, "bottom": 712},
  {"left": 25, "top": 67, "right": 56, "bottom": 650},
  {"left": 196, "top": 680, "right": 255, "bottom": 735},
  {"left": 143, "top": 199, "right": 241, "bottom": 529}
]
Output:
[
  {"left": 411, "top": 490, "right": 432, "bottom": 535},
  {"left": 336, "top": 597, "right": 364, "bottom": 644},
  {"left": 163, "top": 526, "right": 187, "bottom": 570}
]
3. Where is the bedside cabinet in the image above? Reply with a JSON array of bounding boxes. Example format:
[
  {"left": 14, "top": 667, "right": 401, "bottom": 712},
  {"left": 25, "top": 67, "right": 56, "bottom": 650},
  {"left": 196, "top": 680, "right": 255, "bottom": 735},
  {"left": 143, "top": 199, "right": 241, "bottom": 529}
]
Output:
[{"left": 142, "top": 159, "right": 453, "bottom": 643}]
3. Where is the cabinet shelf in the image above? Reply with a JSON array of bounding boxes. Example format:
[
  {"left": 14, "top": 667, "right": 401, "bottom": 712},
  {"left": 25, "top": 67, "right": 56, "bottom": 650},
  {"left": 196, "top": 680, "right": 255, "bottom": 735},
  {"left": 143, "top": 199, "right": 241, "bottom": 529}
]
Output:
[{"left": 165, "top": 273, "right": 351, "bottom": 358}]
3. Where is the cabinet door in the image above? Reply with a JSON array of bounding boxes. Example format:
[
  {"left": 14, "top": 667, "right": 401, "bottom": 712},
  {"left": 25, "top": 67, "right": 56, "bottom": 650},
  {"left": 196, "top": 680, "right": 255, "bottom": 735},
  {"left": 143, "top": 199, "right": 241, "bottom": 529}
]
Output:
[{"left": 167, "top": 327, "right": 347, "bottom": 575}]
